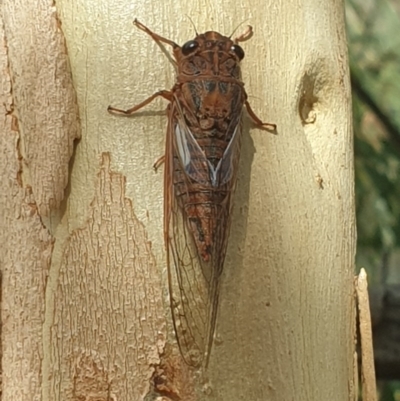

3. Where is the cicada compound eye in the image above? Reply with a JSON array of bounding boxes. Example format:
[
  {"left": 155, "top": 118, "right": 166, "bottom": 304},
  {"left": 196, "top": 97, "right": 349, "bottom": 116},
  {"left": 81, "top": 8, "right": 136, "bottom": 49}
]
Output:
[
  {"left": 182, "top": 40, "right": 199, "bottom": 55},
  {"left": 231, "top": 44, "right": 245, "bottom": 60}
]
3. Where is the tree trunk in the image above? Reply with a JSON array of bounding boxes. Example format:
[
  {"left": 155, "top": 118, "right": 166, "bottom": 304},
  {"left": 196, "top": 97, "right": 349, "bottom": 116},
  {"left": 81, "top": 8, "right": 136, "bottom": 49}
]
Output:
[{"left": 0, "top": 0, "right": 356, "bottom": 400}]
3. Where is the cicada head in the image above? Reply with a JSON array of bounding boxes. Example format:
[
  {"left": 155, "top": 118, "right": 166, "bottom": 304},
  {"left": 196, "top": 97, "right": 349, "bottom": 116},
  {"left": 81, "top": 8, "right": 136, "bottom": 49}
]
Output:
[{"left": 174, "top": 31, "right": 245, "bottom": 79}]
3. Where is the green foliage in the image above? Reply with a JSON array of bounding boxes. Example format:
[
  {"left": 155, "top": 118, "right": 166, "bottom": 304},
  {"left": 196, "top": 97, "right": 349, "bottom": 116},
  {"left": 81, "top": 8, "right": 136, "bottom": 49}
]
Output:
[
  {"left": 346, "top": 0, "right": 400, "bottom": 275},
  {"left": 378, "top": 381, "right": 400, "bottom": 401}
]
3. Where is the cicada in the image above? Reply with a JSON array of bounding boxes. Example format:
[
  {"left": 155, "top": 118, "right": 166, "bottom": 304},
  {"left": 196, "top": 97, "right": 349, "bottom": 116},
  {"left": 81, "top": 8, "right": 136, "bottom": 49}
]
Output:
[{"left": 108, "top": 19, "right": 276, "bottom": 367}]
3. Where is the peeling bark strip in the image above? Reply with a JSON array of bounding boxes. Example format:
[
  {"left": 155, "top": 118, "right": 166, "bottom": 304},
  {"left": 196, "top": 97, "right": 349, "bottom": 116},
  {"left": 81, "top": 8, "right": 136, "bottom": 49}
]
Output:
[
  {"left": 0, "top": 18, "right": 54, "bottom": 401},
  {"left": 356, "top": 269, "right": 377, "bottom": 401},
  {"left": 50, "top": 153, "right": 166, "bottom": 400},
  {"left": 108, "top": 19, "right": 276, "bottom": 368},
  {"left": 2, "top": 0, "right": 80, "bottom": 216}
]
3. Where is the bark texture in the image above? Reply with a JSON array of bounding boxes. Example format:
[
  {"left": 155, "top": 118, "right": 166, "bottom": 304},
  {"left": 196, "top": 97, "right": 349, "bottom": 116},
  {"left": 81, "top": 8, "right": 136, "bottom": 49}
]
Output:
[
  {"left": 0, "top": 0, "right": 356, "bottom": 400},
  {"left": 0, "top": 0, "right": 78, "bottom": 400},
  {"left": 50, "top": 154, "right": 167, "bottom": 400},
  {"left": 1, "top": 0, "right": 80, "bottom": 216}
]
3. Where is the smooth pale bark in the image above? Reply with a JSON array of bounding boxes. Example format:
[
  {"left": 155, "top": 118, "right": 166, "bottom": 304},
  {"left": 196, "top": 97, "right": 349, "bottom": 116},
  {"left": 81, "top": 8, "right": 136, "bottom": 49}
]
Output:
[{"left": 0, "top": 0, "right": 356, "bottom": 400}]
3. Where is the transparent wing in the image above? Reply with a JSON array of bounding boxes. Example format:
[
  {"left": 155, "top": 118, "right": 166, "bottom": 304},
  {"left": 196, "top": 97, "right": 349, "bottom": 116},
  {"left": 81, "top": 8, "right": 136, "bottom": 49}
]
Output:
[
  {"left": 167, "top": 179, "right": 231, "bottom": 367},
  {"left": 214, "top": 123, "right": 242, "bottom": 185},
  {"left": 167, "top": 201, "right": 212, "bottom": 366},
  {"left": 173, "top": 118, "right": 210, "bottom": 186},
  {"left": 164, "top": 101, "right": 243, "bottom": 367}
]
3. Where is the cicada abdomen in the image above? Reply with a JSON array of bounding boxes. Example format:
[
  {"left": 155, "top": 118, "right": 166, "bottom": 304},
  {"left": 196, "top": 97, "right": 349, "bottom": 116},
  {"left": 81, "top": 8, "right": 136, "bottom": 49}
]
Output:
[{"left": 108, "top": 19, "right": 276, "bottom": 368}]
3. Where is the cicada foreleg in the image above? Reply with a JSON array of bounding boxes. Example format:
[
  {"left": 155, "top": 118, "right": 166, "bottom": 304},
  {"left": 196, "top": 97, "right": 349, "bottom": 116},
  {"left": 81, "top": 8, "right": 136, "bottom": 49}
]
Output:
[
  {"left": 108, "top": 90, "right": 171, "bottom": 170},
  {"left": 134, "top": 19, "right": 179, "bottom": 50},
  {"left": 134, "top": 19, "right": 180, "bottom": 70},
  {"left": 233, "top": 25, "right": 253, "bottom": 44},
  {"left": 107, "top": 90, "right": 173, "bottom": 116},
  {"left": 244, "top": 100, "right": 276, "bottom": 132}
]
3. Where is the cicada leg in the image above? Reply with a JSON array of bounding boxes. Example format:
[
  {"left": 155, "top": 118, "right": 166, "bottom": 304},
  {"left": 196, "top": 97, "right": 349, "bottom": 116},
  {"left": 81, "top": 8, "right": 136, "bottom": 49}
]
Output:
[
  {"left": 153, "top": 155, "right": 165, "bottom": 171},
  {"left": 244, "top": 100, "right": 276, "bottom": 131},
  {"left": 134, "top": 19, "right": 179, "bottom": 50},
  {"left": 107, "top": 90, "right": 173, "bottom": 115},
  {"left": 233, "top": 25, "right": 253, "bottom": 44},
  {"left": 108, "top": 91, "right": 171, "bottom": 170}
]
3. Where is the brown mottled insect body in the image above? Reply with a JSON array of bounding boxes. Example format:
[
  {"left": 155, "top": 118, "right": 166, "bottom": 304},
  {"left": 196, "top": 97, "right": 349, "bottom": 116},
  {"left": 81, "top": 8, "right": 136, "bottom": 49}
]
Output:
[{"left": 108, "top": 19, "right": 275, "bottom": 367}]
